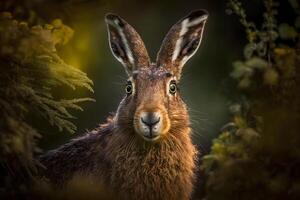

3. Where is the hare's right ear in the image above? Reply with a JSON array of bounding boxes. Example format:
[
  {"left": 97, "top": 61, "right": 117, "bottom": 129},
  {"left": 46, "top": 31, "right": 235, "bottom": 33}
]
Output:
[
  {"left": 156, "top": 10, "right": 208, "bottom": 79},
  {"left": 105, "top": 14, "right": 150, "bottom": 76}
]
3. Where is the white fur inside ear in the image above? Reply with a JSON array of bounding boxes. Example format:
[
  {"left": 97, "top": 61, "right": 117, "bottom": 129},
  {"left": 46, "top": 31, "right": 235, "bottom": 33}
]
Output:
[
  {"left": 186, "top": 15, "right": 208, "bottom": 27},
  {"left": 171, "top": 15, "right": 207, "bottom": 65},
  {"left": 182, "top": 20, "right": 207, "bottom": 66},
  {"left": 107, "top": 19, "right": 135, "bottom": 66},
  {"left": 172, "top": 19, "right": 188, "bottom": 62}
]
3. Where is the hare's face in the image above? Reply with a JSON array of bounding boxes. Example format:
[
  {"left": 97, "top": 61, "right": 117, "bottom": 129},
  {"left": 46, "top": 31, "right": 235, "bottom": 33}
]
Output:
[
  {"left": 130, "top": 67, "right": 187, "bottom": 141},
  {"left": 106, "top": 10, "right": 208, "bottom": 142}
]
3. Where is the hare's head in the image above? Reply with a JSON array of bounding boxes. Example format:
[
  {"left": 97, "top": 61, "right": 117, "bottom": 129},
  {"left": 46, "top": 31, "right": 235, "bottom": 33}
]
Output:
[{"left": 105, "top": 10, "right": 208, "bottom": 142}]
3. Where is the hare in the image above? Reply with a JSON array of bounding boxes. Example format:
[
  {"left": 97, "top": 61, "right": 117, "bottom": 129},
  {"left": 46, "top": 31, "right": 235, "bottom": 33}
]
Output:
[{"left": 39, "top": 9, "right": 208, "bottom": 200}]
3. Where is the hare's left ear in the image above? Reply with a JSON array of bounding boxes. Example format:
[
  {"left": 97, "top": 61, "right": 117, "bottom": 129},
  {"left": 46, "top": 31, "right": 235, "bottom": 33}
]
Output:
[{"left": 156, "top": 10, "right": 208, "bottom": 79}]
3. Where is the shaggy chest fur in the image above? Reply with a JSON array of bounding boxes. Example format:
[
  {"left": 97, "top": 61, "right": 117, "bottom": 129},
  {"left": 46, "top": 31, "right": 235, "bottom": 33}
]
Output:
[
  {"left": 40, "top": 123, "right": 197, "bottom": 200},
  {"left": 98, "top": 128, "right": 198, "bottom": 200}
]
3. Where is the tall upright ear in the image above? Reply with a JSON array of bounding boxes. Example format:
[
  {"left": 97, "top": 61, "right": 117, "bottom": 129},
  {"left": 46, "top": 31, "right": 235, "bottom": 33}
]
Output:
[
  {"left": 156, "top": 10, "right": 208, "bottom": 79},
  {"left": 105, "top": 14, "right": 150, "bottom": 75}
]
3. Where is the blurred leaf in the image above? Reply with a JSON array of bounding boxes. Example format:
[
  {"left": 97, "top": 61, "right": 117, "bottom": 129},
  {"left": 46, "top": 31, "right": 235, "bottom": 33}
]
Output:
[
  {"left": 245, "top": 57, "right": 268, "bottom": 69},
  {"left": 243, "top": 43, "right": 256, "bottom": 59},
  {"left": 229, "top": 104, "right": 241, "bottom": 114},
  {"left": 264, "top": 68, "right": 279, "bottom": 85},
  {"left": 231, "top": 61, "right": 253, "bottom": 79},
  {"left": 233, "top": 116, "right": 248, "bottom": 128},
  {"left": 278, "top": 23, "right": 298, "bottom": 40},
  {"left": 238, "top": 76, "right": 251, "bottom": 88}
]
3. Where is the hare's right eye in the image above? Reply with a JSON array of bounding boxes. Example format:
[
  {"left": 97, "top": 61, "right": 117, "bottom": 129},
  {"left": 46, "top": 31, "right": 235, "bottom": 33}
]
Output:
[
  {"left": 125, "top": 82, "right": 133, "bottom": 95},
  {"left": 169, "top": 80, "right": 177, "bottom": 95}
]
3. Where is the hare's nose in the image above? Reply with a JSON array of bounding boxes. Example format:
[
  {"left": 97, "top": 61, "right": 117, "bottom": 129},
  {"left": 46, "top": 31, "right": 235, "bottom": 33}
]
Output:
[{"left": 141, "top": 112, "right": 160, "bottom": 128}]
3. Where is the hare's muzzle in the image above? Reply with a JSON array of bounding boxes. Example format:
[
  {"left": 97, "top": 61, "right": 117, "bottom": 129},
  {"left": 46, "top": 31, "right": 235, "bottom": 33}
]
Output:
[
  {"left": 134, "top": 109, "right": 169, "bottom": 142},
  {"left": 140, "top": 112, "right": 160, "bottom": 139}
]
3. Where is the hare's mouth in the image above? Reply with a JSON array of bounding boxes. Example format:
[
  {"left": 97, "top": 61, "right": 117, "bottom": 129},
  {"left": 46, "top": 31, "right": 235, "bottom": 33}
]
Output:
[{"left": 143, "top": 134, "right": 160, "bottom": 141}]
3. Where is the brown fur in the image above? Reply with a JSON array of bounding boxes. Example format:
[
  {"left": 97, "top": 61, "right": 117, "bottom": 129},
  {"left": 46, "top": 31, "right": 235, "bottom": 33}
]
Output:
[
  {"left": 40, "top": 10, "right": 208, "bottom": 200},
  {"left": 40, "top": 67, "right": 198, "bottom": 200}
]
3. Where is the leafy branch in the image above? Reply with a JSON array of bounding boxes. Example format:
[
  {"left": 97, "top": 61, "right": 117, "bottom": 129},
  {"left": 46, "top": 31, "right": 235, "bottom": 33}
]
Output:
[{"left": 0, "top": 11, "right": 94, "bottom": 186}]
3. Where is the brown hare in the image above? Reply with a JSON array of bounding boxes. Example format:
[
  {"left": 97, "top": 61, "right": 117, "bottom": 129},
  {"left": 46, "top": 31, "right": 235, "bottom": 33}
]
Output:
[{"left": 40, "top": 9, "right": 208, "bottom": 200}]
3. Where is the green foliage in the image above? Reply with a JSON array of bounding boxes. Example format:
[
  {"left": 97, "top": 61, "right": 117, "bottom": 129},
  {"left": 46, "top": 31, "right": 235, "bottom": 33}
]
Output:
[
  {"left": 0, "top": 12, "right": 93, "bottom": 187},
  {"left": 201, "top": 1, "right": 300, "bottom": 199}
]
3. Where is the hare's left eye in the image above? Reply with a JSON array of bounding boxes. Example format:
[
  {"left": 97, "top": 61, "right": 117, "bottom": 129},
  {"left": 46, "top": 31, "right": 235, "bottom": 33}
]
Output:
[
  {"left": 169, "top": 81, "right": 177, "bottom": 95},
  {"left": 125, "top": 82, "right": 133, "bottom": 95}
]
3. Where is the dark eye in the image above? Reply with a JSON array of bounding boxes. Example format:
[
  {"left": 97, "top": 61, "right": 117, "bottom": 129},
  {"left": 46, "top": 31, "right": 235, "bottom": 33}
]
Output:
[
  {"left": 125, "top": 81, "right": 133, "bottom": 95},
  {"left": 169, "top": 81, "right": 177, "bottom": 95}
]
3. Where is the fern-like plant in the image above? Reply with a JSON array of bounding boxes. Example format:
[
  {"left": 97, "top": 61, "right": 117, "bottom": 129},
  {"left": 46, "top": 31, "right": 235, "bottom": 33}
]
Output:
[{"left": 0, "top": 12, "right": 94, "bottom": 190}]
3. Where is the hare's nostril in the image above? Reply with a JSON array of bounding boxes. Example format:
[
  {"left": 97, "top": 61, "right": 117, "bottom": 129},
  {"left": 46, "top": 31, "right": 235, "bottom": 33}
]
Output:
[{"left": 141, "top": 112, "right": 160, "bottom": 127}]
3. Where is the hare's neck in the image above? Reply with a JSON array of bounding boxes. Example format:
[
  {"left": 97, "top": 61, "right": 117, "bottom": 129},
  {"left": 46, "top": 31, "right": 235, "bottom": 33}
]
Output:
[{"left": 104, "top": 127, "right": 197, "bottom": 200}]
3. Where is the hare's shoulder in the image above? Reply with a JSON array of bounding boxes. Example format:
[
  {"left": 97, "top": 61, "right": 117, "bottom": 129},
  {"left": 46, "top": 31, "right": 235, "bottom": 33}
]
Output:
[
  {"left": 41, "top": 115, "right": 114, "bottom": 160},
  {"left": 39, "top": 115, "right": 114, "bottom": 185}
]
